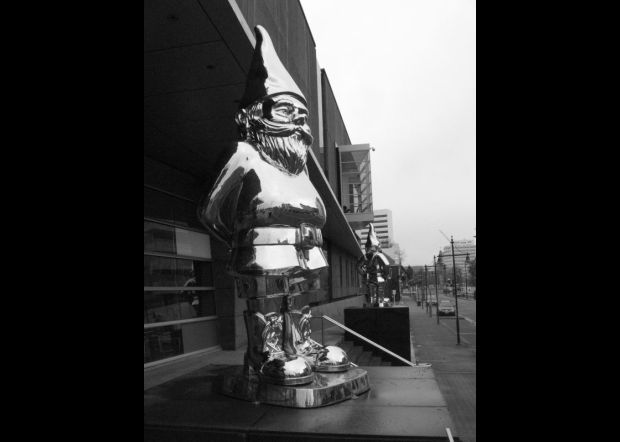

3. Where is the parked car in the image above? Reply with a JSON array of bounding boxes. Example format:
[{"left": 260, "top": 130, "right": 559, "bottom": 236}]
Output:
[{"left": 438, "top": 300, "right": 455, "bottom": 316}]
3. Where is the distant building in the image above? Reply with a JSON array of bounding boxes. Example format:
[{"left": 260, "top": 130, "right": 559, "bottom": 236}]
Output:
[
  {"left": 440, "top": 239, "right": 476, "bottom": 269},
  {"left": 338, "top": 143, "right": 375, "bottom": 230},
  {"left": 357, "top": 209, "right": 393, "bottom": 250}
]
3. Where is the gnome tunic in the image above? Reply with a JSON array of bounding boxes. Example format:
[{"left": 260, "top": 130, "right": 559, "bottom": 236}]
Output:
[{"left": 202, "top": 142, "right": 327, "bottom": 278}]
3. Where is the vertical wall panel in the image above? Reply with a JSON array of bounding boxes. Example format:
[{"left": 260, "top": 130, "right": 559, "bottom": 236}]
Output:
[{"left": 321, "top": 70, "right": 352, "bottom": 199}]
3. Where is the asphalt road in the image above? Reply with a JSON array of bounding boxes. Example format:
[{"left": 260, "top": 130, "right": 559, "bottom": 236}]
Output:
[{"left": 436, "top": 294, "right": 476, "bottom": 347}]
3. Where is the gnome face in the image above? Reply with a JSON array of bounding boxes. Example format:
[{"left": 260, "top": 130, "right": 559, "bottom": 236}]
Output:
[
  {"left": 232, "top": 25, "right": 315, "bottom": 175},
  {"left": 237, "top": 94, "right": 313, "bottom": 175}
]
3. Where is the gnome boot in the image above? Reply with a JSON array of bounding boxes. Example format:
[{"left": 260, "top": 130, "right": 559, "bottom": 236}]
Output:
[
  {"left": 258, "top": 296, "right": 314, "bottom": 385},
  {"left": 292, "top": 305, "right": 351, "bottom": 372}
]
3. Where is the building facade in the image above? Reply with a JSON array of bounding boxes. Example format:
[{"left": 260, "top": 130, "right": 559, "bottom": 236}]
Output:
[
  {"left": 145, "top": 0, "right": 370, "bottom": 367},
  {"left": 440, "top": 239, "right": 476, "bottom": 269}
]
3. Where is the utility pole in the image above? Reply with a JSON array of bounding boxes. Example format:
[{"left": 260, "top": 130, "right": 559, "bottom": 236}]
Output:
[
  {"left": 433, "top": 255, "right": 439, "bottom": 324},
  {"left": 464, "top": 253, "right": 470, "bottom": 299},
  {"left": 451, "top": 236, "right": 461, "bottom": 344},
  {"left": 425, "top": 265, "right": 429, "bottom": 315},
  {"left": 424, "top": 264, "right": 433, "bottom": 317}
]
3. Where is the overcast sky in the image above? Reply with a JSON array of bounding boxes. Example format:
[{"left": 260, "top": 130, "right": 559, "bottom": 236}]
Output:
[{"left": 300, "top": 0, "right": 476, "bottom": 266}]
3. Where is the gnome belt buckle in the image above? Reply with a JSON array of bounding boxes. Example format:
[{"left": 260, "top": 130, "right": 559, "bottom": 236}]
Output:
[{"left": 299, "top": 223, "right": 322, "bottom": 250}]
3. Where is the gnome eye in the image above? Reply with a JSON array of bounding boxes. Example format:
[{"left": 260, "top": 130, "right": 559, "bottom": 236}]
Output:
[{"left": 275, "top": 104, "right": 295, "bottom": 115}]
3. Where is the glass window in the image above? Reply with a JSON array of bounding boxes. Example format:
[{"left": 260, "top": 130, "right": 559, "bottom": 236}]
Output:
[
  {"left": 144, "top": 255, "right": 213, "bottom": 288},
  {"left": 144, "top": 290, "right": 216, "bottom": 324},
  {"left": 144, "top": 325, "right": 183, "bottom": 363},
  {"left": 144, "top": 291, "right": 182, "bottom": 323},
  {"left": 175, "top": 228, "right": 211, "bottom": 259},
  {"left": 339, "top": 148, "right": 373, "bottom": 214},
  {"left": 144, "top": 255, "right": 177, "bottom": 287},
  {"left": 144, "top": 221, "right": 175, "bottom": 254},
  {"left": 176, "top": 258, "right": 196, "bottom": 287}
]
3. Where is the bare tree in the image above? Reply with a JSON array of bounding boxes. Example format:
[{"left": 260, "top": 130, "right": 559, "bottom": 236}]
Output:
[{"left": 394, "top": 248, "right": 406, "bottom": 265}]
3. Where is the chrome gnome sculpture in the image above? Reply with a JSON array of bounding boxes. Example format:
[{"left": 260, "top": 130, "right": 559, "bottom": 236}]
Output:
[
  {"left": 198, "top": 25, "right": 350, "bottom": 386},
  {"left": 357, "top": 224, "right": 390, "bottom": 307}
]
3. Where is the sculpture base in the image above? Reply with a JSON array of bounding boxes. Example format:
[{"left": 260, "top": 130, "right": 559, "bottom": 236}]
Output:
[
  {"left": 345, "top": 306, "right": 412, "bottom": 365},
  {"left": 215, "top": 366, "right": 370, "bottom": 408}
]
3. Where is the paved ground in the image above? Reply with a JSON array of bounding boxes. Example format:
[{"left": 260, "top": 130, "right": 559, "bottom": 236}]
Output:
[{"left": 403, "top": 294, "right": 476, "bottom": 442}]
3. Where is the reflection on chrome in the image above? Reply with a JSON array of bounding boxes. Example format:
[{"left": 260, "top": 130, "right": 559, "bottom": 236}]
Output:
[{"left": 357, "top": 223, "right": 390, "bottom": 307}]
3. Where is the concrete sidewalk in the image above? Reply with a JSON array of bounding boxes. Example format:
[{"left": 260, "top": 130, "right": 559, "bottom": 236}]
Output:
[{"left": 404, "top": 297, "right": 476, "bottom": 442}]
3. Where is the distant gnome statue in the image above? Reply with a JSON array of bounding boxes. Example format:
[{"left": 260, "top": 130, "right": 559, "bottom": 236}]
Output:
[
  {"left": 198, "top": 25, "right": 350, "bottom": 386},
  {"left": 357, "top": 223, "right": 390, "bottom": 307}
]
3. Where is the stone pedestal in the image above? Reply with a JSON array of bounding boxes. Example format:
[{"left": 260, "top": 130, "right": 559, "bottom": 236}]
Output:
[
  {"left": 215, "top": 366, "right": 370, "bottom": 408},
  {"left": 344, "top": 306, "right": 411, "bottom": 365}
]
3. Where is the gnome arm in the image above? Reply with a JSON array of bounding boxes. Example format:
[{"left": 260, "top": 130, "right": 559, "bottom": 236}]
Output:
[{"left": 199, "top": 146, "right": 249, "bottom": 247}]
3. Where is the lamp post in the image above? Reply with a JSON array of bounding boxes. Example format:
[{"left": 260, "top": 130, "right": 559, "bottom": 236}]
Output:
[
  {"left": 464, "top": 253, "right": 470, "bottom": 299},
  {"left": 433, "top": 255, "right": 440, "bottom": 324},
  {"left": 424, "top": 265, "right": 431, "bottom": 316},
  {"left": 450, "top": 237, "right": 461, "bottom": 344},
  {"left": 438, "top": 238, "right": 474, "bottom": 344}
]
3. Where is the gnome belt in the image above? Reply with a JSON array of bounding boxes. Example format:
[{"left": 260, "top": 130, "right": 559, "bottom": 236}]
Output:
[{"left": 237, "top": 224, "right": 323, "bottom": 250}]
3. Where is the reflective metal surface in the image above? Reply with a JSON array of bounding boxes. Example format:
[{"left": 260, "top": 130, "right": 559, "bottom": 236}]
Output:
[
  {"left": 357, "top": 223, "right": 390, "bottom": 306},
  {"left": 291, "top": 306, "right": 351, "bottom": 372},
  {"left": 313, "top": 346, "right": 351, "bottom": 372},
  {"left": 216, "top": 366, "right": 370, "bottom": 408},
  {"left": 197, "top": 25, "right": 355, "bottom": 395},
  {"left": 198, "top": 25, "right": 327, "bottom": 279},
  {"left": 260, "top": 354, "right": 315, "bottom": 386}
]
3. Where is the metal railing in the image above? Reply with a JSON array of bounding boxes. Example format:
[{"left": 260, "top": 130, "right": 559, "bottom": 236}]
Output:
[
  {"left": 313, "top": 314, "right": 431, "bottom": 368},
  {"left": 446, "top": 427, "right": 455, "bottom": 442}
]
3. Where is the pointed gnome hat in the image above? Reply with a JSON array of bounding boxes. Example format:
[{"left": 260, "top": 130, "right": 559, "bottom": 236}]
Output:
[
  {"left": 239, "top": 25, "right": 307, "bottom": 108},
  {"left": 365, "top": 223, "right": 381, "bottom": 252}
]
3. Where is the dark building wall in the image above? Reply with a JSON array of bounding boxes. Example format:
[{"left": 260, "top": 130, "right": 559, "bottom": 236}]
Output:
[
  {"left": 329, "top": 245, "right": 361, "bottom": 300},
  {"left": 234, "top": 0, "right": 322, "bottom": 166},
  {"left": 321, "top": 69, "right": 352, "bottom": 201},
  {"left": 144, "top": 156, "right": 203, "bottom": 201}
]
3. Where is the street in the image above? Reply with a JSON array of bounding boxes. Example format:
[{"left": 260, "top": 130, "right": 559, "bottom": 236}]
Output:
[{"left": 402, "top": 291, "right": 476, "bottom": 442}]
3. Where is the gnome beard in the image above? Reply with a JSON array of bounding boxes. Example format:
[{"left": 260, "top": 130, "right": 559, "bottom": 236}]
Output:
[{"left": 248, "top": 117, "right": 313, "bottom": 175}]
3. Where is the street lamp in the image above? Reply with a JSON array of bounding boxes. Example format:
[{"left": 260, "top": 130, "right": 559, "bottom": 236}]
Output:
[
  {"left": 464, "top": 253, "right": 471, "bottom": 299},
  {"left": 433, "top": 255, "right": 440, "bottom": 324},
  {"left": 438, "top": 236, "right": 472, "bottom": 345},
  {"left": 424, "top": 265, "right": 431, "bottom": 317}
]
